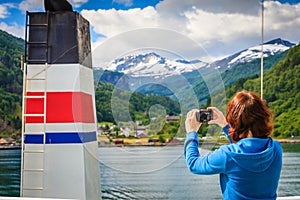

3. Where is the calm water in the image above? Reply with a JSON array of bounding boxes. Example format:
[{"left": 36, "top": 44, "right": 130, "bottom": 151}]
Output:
[
  {"left": 0, "top": 145, "right": 300, "bottom": 199},
  {"left": 0, "top": 149, "right": 21, "bottom": 197}
]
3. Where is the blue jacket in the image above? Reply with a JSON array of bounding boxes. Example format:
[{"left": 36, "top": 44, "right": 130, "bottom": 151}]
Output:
[{"left": 184, "top": 125, "right": 282, "bottom": 200}]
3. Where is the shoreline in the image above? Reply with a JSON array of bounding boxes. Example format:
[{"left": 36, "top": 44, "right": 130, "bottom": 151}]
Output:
[
  {"left": 98, "top": 139, "right": 300, "bottom": 147},
  {"left": 275, "top": 139, "right": 300, "bottom": 144},
  {"left": 1, "top": 139, "right": 299, "bottom": 150},
  {"left": 0, "top": 145, "right": 21, "bottom": 150}
]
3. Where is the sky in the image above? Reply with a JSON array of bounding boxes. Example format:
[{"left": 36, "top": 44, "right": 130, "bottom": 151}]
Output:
[{"left": 0, "top": 0, "right": 300, "bottom": 62}]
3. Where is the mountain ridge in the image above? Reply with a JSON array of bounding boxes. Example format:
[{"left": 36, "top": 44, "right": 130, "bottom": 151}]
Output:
[
  {"left": 97, "top": 38, "right": 293, "bottom": 103},
  {"left": 104, "top": 52, "right": 207, "bottom": 78},
  {"left": 99, "top": 38, "right": 295, "bottom": 78},
  {"left": 211, "top": 38, "right": 295, "bottom": 71}
]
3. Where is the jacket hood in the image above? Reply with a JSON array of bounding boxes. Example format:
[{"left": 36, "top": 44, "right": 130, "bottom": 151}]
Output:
[{"left": 223, "top": 137, "right": 278, "bottom": 173}]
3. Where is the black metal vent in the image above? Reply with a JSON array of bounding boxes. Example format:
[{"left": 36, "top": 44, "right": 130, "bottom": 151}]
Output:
[{"left": 25, "top": 11, "right": 92, "bottom": 68}]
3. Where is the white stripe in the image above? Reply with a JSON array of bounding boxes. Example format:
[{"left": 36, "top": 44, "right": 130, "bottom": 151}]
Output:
[
  {"left": 25, "top": 123, "right": 97, "bottom": 133},
  {"left": 26, "top": 64, "right": 95, "bottom": 95}
]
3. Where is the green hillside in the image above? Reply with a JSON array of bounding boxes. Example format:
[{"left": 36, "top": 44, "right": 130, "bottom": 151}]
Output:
[
  {"left": 95, "top": 81, "right": 180, "bottom": 123},
  {"left": 0, "top": 30, "right": 24, "bottom": 135},
  {"left": 221, "top": 51, "right": 288, "bottom": 87},
  {"left": 223, "top": 43, "right": 300, "bottom": 138},
  {"left": 192, "top": 51, "right": 288, "bottom": 105}
]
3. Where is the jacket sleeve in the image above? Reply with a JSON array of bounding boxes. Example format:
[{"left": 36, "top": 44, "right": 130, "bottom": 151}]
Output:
[
  {"left": 222, "top": 124, "right": 233, "bottom": 144},
  {"left": 184, "top": 131, "right": 227, "bottom": 175}
]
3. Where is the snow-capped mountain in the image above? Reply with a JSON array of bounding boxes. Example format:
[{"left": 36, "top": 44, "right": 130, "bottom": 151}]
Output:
[
  {"left": 101, "top": 38, "right": 294, "bottom": 79},
  {"left": 212, "top": 38, "right": 295, "bottom": 70},
  {"left": 105, "top": 52, "right": 207, "bottom": 78}
]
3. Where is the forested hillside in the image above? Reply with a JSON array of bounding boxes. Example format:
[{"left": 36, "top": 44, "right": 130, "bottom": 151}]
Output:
[
  {"left": 223, "top": 43, "right": 300, "bottom": 138},
  {"left": 221, "top": 51, "right": 288, "bottom": 87},
  {"left": 95, "top": 81, "right": 180, "bottom": 123},
  {"left": 0, "top": 30, "right": 23, "bottom": 135}
]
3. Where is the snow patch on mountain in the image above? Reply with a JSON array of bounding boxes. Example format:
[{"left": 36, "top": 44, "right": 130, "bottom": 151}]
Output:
[
  {"left": 212, "top": 38, "right": 295, "bottom": 70},
  {"left": 106, "top": 52, "right": 207, "bottom": 78},
  {"left": 228, "top": 43, "right": 290, "bottom": 66}
]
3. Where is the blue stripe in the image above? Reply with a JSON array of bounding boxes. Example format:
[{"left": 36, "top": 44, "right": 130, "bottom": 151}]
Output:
[
  {"left": 24, "top": 134, "right": 44, "bottom": 144},
  {"left": 24, "top": 132, "right": 97, "bottom": 144}
]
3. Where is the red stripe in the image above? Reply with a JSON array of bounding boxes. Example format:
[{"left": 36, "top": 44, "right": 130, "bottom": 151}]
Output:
[
  {"left": 25, "top": 92, "right": 95, "bottom": 123},
  {"left": 27, "top": 92, "right": 44, "bottom": 96},
  {"left": 26, "top": 98, "right": 44, "bottom": 114},
  {"left": 25, "top": 93, "right": 44, "bottom": 123},
  {"left": 26, "top": 116, "right": 44, "bottom": 123}
]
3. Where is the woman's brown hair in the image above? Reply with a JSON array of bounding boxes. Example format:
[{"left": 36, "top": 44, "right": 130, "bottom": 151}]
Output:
[{"left": 226, "top": 90, "right": 274, "bottom": 143}]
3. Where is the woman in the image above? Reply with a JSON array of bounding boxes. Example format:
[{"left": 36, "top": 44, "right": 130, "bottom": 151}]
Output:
[{"left": 184, "top": 90, "right": 282, "bottom": 200}]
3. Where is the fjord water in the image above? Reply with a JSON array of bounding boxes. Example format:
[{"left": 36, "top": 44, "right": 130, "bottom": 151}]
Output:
[
  {"left": 0, "top": 149, "right": 21, "bottom": 197},
  {"left": 99, "top": 145, "right": 300, "bottom": 199},
  {"left": 0, "top": 145, "right": 300, "bottom": 199}
]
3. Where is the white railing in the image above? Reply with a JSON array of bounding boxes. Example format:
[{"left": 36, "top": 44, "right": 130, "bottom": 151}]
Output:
[{"left": 277, "top": 197, "right": 300, "bottom": 200}]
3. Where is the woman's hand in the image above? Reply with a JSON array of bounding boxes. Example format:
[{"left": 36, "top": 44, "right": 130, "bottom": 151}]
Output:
[
  {"left": 185, "top": 109, "right": 202, "bottom": 133},
  {"left": 207, "top": 107, "right": 227, "bottom": 128}
]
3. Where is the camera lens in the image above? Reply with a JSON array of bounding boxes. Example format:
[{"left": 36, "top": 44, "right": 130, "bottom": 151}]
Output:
[{"left": 200, "top": 113, "right": 208, "bottom": 121}]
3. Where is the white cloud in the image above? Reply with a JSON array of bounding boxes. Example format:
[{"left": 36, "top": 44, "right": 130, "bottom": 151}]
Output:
[
  {"left": 156, "top": 0, "right": 260, "bottom": 15},
  {"left": 0, "top": 3, "right": 24, "bottom": 38},
  {"left": 69, "top": 0, "right": 89, "bottom": 8},
  {"left": 264, "top": 1, "right": 300, "bottom": 43},
  {"left": 0, "top": 22, "right": 24, "bottom": 39},
  {"left": 183, "top": 8, "right": 261, "bottom": 58},
  {"left": 19, "top": 0, "right": 87, "bottom": 11},
  {"left": 81, "top": 6, "right": 159, "bottom": 37},
  {"left": 0, "top": 5, "right": 10, "bottom": 19},
  {"left": 19, "top": 0, "right": 43, "bottom": 13},
  {"left": 0, "top": 3, "right": 15, "bottom": 19},
  {"left": 112, "top": 0, "right": 133, "bottom": 7},
  {"left": 82, "top": 0, "right": 300, "bottom": 60}
]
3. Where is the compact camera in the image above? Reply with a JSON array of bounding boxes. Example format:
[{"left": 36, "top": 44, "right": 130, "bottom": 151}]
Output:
[{"left": 196, "top": 109, "right": 213, "bottom": 123}]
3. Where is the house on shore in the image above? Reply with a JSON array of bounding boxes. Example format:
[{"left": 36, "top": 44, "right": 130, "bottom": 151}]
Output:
[{"left": 166, "top": 115, "right": 180, "bottom": 123}]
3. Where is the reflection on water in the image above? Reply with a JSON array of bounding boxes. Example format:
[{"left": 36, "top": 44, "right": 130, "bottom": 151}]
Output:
[
  {"left": 278, "top": 152, "right": 300, "bottom": 197},
  {"left": 0, "top": 145, "right": 299, "bottom": 199},
  {"left": 100, "top": 146, "right": 221, "bottom": 200},
  {"left": 0, "top": 150, "right": 21, "bottom": 197}
]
